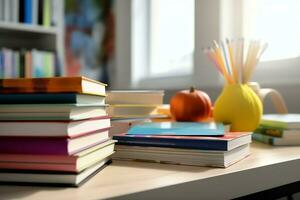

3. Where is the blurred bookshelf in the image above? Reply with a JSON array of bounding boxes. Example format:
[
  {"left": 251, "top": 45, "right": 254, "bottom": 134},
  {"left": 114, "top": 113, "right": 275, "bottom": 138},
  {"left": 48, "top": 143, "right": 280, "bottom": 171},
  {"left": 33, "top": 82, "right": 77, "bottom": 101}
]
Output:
[{"left": 0, "top": 0, "right": 64, "bottom": 78}]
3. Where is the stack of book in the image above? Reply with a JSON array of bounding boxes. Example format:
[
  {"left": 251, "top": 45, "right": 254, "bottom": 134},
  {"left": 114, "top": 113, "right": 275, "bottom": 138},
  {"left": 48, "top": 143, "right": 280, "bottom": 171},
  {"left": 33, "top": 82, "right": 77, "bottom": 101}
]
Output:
[
  {"left": 113, "top": 122, "right": 252, "bottom": 168},
  {"left": 0, "top": 76, "right": 115, "bottom": 186},
  {"left": 0, "top": 0, "right": 60, "bottom": 27},
  {"left": 106, "top": 90, "right": 169, "bottom": 136},
  {"left": 0, "top": 48, "right": 57, "bottom": 78},
  {"left": 253, "top": 114, "right": 300, "bottom": 146}
]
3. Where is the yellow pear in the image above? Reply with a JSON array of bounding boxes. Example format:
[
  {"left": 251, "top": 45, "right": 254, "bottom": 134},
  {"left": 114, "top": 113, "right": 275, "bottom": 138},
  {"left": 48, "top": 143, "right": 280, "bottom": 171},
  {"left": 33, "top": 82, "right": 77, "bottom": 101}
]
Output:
[{"left": 213, "top": 84, "right": 263, "bottom": 132}]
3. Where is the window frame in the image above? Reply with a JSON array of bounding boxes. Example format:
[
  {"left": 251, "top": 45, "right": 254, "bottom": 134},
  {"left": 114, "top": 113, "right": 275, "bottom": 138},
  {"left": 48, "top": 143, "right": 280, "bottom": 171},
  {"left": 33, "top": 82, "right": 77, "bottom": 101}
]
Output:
[{"left": 113, "top": 0, "right": 300, "bottom": 90}]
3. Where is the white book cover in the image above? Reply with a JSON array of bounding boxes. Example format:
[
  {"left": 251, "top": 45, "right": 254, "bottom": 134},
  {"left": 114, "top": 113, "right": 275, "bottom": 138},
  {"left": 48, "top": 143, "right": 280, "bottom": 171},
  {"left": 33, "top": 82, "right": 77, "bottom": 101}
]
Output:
[
  {"left": 32, "top": 0, "right": 38, "bottom": 24},
  {"left": 3, "top": 0, "right": 10, "bottom": 22},
  {"left": 11, "top": 0, "right": 19, "bottom": 22},
  {"left": 51, "top": 0, "right": 60, "bottom": 26}
]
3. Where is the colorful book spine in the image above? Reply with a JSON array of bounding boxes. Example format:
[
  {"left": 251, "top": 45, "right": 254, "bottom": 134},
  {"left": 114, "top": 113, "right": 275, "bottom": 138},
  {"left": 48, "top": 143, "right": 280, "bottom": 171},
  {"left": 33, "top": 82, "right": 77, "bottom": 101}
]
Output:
[
  {"left": 24, "top": 0, "right": 33, "bottom": 24},
  {"left": 0, "top": 136, "right": 109, "bottom": 155}
]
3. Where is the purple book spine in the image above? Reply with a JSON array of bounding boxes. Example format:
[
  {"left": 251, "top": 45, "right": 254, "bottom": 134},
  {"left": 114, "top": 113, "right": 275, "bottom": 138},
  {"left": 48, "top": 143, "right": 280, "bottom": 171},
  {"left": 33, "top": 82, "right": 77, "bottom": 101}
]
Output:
[{"left": 0, "top": 137, "right": 68, "bottom": 155}]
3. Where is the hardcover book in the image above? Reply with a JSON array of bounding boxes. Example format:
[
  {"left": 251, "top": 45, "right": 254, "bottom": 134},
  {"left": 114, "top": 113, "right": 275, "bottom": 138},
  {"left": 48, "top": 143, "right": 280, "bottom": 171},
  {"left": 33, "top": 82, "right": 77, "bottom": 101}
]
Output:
[
  {"left": 0, "top": 129, "right": 110, "bottom": 155},
  {"left": 0, "top": 140, "right": 115, "bottom": 172},
  {"left": 0, "top": 93, "right": 106, "bottom": 104},
  {"left": 0, "top": 159, "right": 112, "bottom": 187},
  {"left": 0, "top": 76, "right": 106, "bottom": 96},
  {"left": 0, "top": 116, "right": 111, "bottom": 137},
  {"left": 113, "top": 132, "right": 252, "bottom": 151},
  {"left": 261, "top": 114, "right": 300, "bottom": 129},
  {"left": 106, "top": 90, "right": 164, "bottom": 105}
]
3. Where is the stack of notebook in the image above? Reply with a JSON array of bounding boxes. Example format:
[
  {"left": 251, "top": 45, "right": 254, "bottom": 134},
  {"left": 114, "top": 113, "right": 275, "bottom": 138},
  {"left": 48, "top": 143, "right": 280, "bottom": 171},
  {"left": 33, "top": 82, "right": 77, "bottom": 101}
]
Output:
[
  {"left": 253, "top": 114, "right": 300, "bottom": 146},
  {"left": 106, "top": 90, "right": 169, "bottom": 136},
  {"left": 113, "top": 122, "right": 252, "bottom": 168},
  {"left": 0, "top": 76, "right": 115, "bottom": 186}
]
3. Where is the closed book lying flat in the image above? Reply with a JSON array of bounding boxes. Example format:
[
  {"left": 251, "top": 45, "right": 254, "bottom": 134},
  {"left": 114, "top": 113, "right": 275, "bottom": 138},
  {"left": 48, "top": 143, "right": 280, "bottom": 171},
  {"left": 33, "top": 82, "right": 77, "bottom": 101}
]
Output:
[
  {"left": 255, "top": 126, "right": 300, "bottom": 138},
  {"left": 261, "top": 114, "right": 300, "bottom": 129},
  {"left": 0, "top": 159, "right": 112, "bottom": 187},
  {"left": 0, "top": 140, "right": 115, "bottom": 172},
  {"left": 0, "top": 93, "right": 105, "bottom": 104},
  {"left": 106, "top": 90, "right": 164, "bottom": 105},
  {"left": 107, "top": 104, "right": 159, "bottom": 118},
  {"left": 0, "top": 116, "right": 111, "bottom": 137},
  {"left": 127, "top": 122, "right": 226, "bottom": 136},
  {"left": 0, "top": 76, "right": 106, "bottom": 96},
  {"left": 252, "top": 133, "right": 300, "bottom": 146},
  {"left": 0, "top": 105, "right": 107, "bottom": 121},
  {"left": 113, "top": 132, "right": 252, "bottom": 151},
  {"left": 0, "top": 129, "right": 110, "bottom": 155},
  {"left": 113, "top": 144, "right": 250, "bottom": 168}
]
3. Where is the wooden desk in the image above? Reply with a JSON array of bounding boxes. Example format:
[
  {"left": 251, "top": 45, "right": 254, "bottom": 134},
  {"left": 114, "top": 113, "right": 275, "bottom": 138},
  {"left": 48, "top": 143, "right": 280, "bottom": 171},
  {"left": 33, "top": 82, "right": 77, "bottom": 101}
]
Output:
[{"left": 1, "top": 142, "right": 300, "bottom": 200}]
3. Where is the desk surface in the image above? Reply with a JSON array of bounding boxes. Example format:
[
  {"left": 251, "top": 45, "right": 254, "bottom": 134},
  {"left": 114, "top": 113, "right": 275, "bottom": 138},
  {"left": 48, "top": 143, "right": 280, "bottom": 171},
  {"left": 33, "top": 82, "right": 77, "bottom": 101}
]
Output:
[{"left": 1, "top": 142, "right": 300, "bottom": 200}]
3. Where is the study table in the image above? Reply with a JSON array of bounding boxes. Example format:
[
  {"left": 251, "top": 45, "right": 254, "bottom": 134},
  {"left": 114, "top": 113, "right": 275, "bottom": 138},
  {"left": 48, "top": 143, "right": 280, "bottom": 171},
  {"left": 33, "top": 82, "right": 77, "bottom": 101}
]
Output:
[{"left": 1, "top": 142, "right": 300, "bottom": 200}]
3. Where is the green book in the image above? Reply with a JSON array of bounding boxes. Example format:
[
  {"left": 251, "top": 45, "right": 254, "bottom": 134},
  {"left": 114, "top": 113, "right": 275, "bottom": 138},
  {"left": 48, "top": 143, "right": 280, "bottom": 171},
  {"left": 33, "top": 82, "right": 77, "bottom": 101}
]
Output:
[{"left": 43, "top": 0, "right": 51, "bottom": 27}]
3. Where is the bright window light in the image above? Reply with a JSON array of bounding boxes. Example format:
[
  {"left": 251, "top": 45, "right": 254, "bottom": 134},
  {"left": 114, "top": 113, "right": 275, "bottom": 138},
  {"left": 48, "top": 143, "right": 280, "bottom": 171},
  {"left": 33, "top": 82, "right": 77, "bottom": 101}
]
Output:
[
  {"left": 149, "top": 0, "right": 194, "bottom": 76},
  {"left": 243, "top": 0, "right": 300, "bottom": 61}
]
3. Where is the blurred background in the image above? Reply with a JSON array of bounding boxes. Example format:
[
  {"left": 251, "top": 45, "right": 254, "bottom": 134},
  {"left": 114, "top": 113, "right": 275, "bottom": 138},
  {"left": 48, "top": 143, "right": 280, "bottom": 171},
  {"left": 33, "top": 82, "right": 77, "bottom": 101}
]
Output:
[{"left": 1, "top": 0, "right": 300, "bottom": 112}]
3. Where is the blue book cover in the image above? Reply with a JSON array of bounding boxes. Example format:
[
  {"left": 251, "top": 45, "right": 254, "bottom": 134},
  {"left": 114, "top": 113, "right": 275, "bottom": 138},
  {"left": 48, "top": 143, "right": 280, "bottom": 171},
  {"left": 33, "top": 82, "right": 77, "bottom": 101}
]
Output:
[
  {"left": 113, "top": 132, "right": 251, "bottom": 151},
  {"left": 24, "top": 0, "right": 33, "bottom": 24},
  {"left": 127, "top": 122, "right": 225, "bottom": 136}
]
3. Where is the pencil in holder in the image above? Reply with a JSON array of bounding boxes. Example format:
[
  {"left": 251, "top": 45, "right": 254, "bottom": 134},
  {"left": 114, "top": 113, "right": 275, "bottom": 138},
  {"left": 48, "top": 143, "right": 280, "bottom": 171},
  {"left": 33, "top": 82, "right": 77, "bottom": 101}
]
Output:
[{"left": 204, "top": 39, "right": 267, "bottom": 131}]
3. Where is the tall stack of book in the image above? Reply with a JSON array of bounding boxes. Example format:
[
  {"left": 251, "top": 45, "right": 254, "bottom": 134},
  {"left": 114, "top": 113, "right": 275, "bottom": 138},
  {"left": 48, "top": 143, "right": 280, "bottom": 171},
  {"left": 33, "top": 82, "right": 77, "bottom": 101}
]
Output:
[
  {"left": 0, "top": 76, "right": 115, "bottom": 186},
  {"left": 106, "top": 90, "right": 169, "bottom": 136},
  {"left": 253, "top": 114, "right": 300, "bottom": 146},
  {"left": 113, "top": 122, "right": 252, "bottom": 168}
]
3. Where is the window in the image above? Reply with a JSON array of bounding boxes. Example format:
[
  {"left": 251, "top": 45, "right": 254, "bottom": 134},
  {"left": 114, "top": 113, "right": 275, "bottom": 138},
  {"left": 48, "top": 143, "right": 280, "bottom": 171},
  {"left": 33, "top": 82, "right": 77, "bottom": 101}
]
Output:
[
  {"left": 114, "top": 1, "right": 300, "bottom": 89},
  {"left": 149, "top": 0, "right": 194, "bottom": 76},
  {"left": 243, "top": 0, "right": 300, "bottom": 61}
]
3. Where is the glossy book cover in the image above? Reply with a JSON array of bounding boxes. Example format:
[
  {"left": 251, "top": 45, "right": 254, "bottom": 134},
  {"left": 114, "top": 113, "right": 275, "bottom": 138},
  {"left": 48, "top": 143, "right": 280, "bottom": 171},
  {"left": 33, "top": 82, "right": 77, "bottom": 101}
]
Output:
[{"left": 127, "top": 122, "right": 226, "bottom": 136}]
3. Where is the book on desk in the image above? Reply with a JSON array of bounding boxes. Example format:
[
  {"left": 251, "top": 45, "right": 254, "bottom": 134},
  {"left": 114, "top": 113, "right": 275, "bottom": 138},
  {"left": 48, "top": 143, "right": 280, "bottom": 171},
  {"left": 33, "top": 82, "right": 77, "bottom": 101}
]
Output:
[{"left": 0, "top": 77, "right": 114, "bottom": 187}]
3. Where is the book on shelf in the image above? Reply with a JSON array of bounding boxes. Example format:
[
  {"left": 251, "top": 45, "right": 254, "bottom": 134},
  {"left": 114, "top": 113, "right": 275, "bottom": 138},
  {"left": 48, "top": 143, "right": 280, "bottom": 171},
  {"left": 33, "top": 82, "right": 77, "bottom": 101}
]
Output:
[
  {"left": 0, "top": 93, "right": 106, "bottom": 104},
  {"left": 0, "top": 159, "right": 112, "bottom": 187},
  {"left": 113, "top": 144, "right": 250, "bottom": 168},
  {"left": 252, "top": 132, "right": 300, "bottom": 146},
  {"left": 0, "top": 48, "right": 57, "bottom": 78},
  {"left": 0, "top": 76, "right": 106, "bottom": 95},
  {"left": 113, "top": 132, "right": 252, "bottom": 151},
  {"left": 106, "top": 90, "right": 164, "bottom": 105},
  {"left": 127, "top": 122, "right": 226, "bottom": 136},
  {"left": 261, "top": 114, "right": 300, "bottom": 129},
  {"left": 0, "top": 129, "right": 110, "bottom": 155},
  {"left": 0, "top": 140, "right": 115, "bottom": 172},
  {"left": 0, "top": 116, "right": 111, "bottom": 137},
  {"left": 0, "top": 0, "right": 55, "bottom": 27}
]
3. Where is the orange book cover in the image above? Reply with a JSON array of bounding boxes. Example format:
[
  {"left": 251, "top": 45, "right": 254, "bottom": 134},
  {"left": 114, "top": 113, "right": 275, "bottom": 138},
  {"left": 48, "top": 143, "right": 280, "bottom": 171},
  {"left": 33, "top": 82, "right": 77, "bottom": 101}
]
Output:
[{"left": 0, "top": 76, "right": 107, "bottom": 96}]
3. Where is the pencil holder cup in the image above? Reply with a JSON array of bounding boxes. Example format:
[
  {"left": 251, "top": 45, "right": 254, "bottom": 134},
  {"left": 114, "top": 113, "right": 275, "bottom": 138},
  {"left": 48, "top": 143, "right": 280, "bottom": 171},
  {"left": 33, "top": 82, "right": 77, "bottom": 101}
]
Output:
[{"left": 213, "top": 84, "right": 263, "bottom": 132}]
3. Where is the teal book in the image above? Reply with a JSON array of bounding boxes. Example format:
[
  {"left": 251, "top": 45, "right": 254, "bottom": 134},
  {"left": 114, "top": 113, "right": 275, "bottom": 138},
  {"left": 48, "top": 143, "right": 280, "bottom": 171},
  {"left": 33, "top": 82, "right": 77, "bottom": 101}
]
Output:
[{"left": 127, "top": 122, "right": 225, "bottom": 136}]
